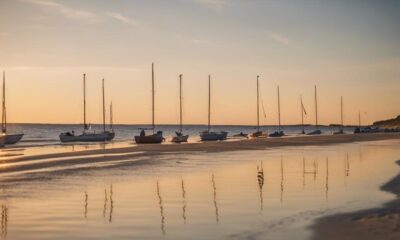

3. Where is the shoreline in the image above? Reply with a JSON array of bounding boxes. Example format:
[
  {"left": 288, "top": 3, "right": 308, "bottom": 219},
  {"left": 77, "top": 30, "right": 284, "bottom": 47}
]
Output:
[
  {"left": 1, "top": 133, "right": 400, "bottom": 175},
  {"left": 311, "top": 160, "right": 400, "bottom": 240}
]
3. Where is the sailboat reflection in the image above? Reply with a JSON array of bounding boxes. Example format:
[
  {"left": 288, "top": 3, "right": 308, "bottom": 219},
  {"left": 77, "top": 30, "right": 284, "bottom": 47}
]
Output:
[
  {"left": 109, "top": 185, "right": 114, "bottom": 223},
  {"left": 280, "top": 157, "right": 284, "bottom": 203},
  {"left": 1, "top": 205, "right": 7, "bottom": 239},
  {"left": 156, "top": 181, "right": 166, "bottom": 236},
  {"left": 257, "top": 162, "right": 264, "bottom": 211},
  {"left": 211, "top": 174, "right": 220, "bottom": 223},
  {"left": 325, "top": 158, "right": 329, "bottom": 201},
  {"left": 84, "top": 191, "right": 88, "bottom": 220},
  {"left": 181, "top": 179, "right": 187, "bottom": 224},
  {"left": 103, "top": 188, "right": 108, "bottom": 219}
]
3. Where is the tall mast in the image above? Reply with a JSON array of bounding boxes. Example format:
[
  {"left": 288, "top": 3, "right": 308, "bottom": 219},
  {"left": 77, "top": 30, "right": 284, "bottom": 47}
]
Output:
[
  {"left": 208, "top": 75, "right": 211, "bottom": 132},
  {"left": 2, "top": 71, "right": 6, "bottom": 134},
  {"left": 277, "top": 86, "right": 281, "bottom": 132},
  {"left": 83, "top": 73, "right": 87, "bottom": 130},
  {"left": 102, "top": 78, "right": 106, "bottom": 132},
  {"left": 340, "top": 96, "right": 343, "bottom": 130},
  {"left": 110, "top": 101, "right": 113, "bottom": 131},
  {"left": 152, "top": 63, "right": 155, "bottom": 133},
  {"left": 300, "top": 95, "right": 304, "bottom": 133},
  {"left": 179, "top": 74, "right": 183, "bottom": 133},
  {"left": 256, "top": 75, "right": 260, "bottom": 132},
  {"left": 358, "top": 111, "right": 361, "bottom": 129},
  {"left": 314, "top": 85, "right": 318, "bottom": 130}
]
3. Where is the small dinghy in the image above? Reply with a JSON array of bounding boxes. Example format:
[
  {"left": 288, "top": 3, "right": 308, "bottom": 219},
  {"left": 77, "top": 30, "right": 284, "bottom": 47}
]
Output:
[
  {"left": 250, "top": 131, "right": 267, "bottom": 138},
  {"left": 333, "top": 96, "right": 345, "bottom": 135},
  {"left": 135, "top": 130, "right": 163, "bottom": 144},
  {"left": 269, "top": 86, "right": 285, "bottom": 138},
  {"left": 307, "top": 129, "right": 322, "bottom": 135},
  {"left": 0, "top": 134, "right": 6, "bottom": 147}
]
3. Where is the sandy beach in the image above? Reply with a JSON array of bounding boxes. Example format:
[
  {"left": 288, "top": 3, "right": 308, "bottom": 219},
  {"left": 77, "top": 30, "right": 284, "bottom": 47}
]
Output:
[
  {"left": 1, "top": 132, "right": 400, "bottom": 176},
  {"left": 311, "top": 160, "right": 400, "bottom": 240}
]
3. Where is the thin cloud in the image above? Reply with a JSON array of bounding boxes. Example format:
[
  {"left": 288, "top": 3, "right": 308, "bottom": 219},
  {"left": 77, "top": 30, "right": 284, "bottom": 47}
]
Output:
[
  {"left": 106, "top": 12, "right": 140, "bottom": 27},
  {"left": 23, "top": 0, "right": 98, "bottom": 23},
  {"left": 189, "top": 0, "right": 229, "bottom": 11},
  {"left": 268, "top": 32, "right": 292, "bottom": 47}
]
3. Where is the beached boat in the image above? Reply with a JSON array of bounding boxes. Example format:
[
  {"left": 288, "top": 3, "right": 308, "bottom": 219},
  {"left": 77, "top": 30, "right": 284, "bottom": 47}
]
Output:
[
  {"left": 307, "top": 85, "right": 322, "bottom": 135},
  {"left": 171, "top": 74, "right": 189, "bottom": 143},
  {"left": 0, "top": 134, "right": 5, "bottom": 147},
  {"left": 334, "top": 96, "right": 345, "bottom": 135},
  {"left": 134, "top": 63, "right": 164, "bottom": 144},
  {"left": 234, "top": 132, "right": 248, "bottom": 138},
  {"left": 1, "top": 71, "right": 24, "bottom": 144},
  {"left": 250, "top": 75, "right": 267, "bottom": 138},
  {"left": 269, "top": 86, "right": 285, "bottom": 137},
  {"left": 60, "top": 75, "right": 115, "bottom": 142},
  {"left": 200, "top": 75, "right": 228, "bottom": 141}
]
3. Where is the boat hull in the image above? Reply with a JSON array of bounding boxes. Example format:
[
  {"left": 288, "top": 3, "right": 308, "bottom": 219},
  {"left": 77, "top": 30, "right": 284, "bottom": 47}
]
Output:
[
  {"left": 200, "top": 131, "right": 228, "bottom": 141},
  {"left": 269, "top": 131, "right": 284, "bottom": 137},
  {"left": 0, "top": 135, "right": 5, "bottom": 147},
  {"left": 5, "top": 133, "right": 24, "bottom": 144},
  {"left": 250, "top": 131, "right": 267, "bottom": 138},
  {"left": 307, "top": 129, "right": 322, "bottom": 135},
  {"left": 134, "top": 132, "right": 163, "bottom": 144},
  {"left": 171, "top": 135, "right": 189, "bottom": 143},
  {"left": 59, "top": 131, "right": 115, "bottom": 143}
]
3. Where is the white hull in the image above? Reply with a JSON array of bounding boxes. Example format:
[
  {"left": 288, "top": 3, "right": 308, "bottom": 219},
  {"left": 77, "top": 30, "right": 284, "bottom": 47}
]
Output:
[
  {"left": 200, "top": 131, "right": 228, "bottom": 141},
  {"left": 59, "top": 131, "right": 115, "bottom": 142},
  {"left": 171, "top": 134, "right": 189, "bottom": 143},
  {"left": 5, "top": 133, "right": 24, "bottom": 144}
]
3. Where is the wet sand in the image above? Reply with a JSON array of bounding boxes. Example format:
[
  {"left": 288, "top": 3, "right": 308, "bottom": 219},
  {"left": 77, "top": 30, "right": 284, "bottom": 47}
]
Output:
[
  {"left": 311, "top": 160, "right": 400, "bottom": 240},
  {"left": 1, "top": 132, "right": 400, "bottom": 176}
]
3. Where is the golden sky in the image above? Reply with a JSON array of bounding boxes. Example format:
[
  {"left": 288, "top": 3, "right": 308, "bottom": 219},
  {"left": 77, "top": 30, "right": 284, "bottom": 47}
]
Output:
[{"left": 0, "top": 0, "right": 399, "bottom": 125}]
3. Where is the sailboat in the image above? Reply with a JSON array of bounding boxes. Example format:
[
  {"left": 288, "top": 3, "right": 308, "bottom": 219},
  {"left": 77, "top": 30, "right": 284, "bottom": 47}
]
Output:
[
  {"left": 171, "top": 74, "right": 189, "bottom": 143},
  {"left": 1, "top": 71, "right": 24, "bottom": 144},
  {"left": 269, "top": 86, "right": 284, "bottom": 137},
  {"left": 59, "top": 75, "right": 115, "bottom": 142},
  {"left": 250, "top": 75, "right": 266, "bottom": 138},
  {"left": 307, "top": 85, "right": 322, "bottom": 135},
  {"left": 299, "top": 95, "right": 306, "bottom": 134},
  {"left": 200, "top": 75, "right": 228, "bottom": 141},
  {"left": 134, "top": 63, "right": 163, "bottom": 144},
  {"left": 334, "top": 96, "right": 344, "bottom": 134}
]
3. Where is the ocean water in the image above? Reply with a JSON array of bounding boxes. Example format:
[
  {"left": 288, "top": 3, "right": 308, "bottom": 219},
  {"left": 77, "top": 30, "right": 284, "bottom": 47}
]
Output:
[
  {"left": 6, "top": 123, "right": 355, "bottom": 145},
  {"left": 0, "top": 140, "right": 399, "bottom": 239}
]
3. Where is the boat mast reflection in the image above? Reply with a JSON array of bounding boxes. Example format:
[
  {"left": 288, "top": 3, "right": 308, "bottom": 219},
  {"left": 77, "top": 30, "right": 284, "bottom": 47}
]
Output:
[
  {"left": 109, "top": 185, "right": 114, "bottom": 223},
  {"left": 84, "top": 191, "right": 88, "bottom": 220},
  {"left": 257, "top": 161, "right": 264, "bottom": 212},
  {"left": 325, "top": 158, "right": 329, "bottom": 202},
  {"left": 1, "top": 205, "right": 7, "bottom": 239},
  {"left": 211, "top": 174, "right": 219, "bottom": 223},
  {"left": 156, "top": 180, "right": 166, "bottom": 236},
  {"left": 181, "top": 179, "right": 187, "bottom": 224},
  {"left": 280, "top": 157, "right": 284, "bottom": 203}
]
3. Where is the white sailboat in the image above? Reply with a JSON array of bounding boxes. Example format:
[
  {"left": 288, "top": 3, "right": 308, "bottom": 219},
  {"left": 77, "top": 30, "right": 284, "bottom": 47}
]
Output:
[
  {"left": 307, "top": 85, "right": 322, "bottom": 135},
  {"left": 59, "top": 75, "right": 115, "bottom": 142},
  {"left": 269, "top": 86, "right": 284, "bottom": 137},
  {"left": 134, "top": 63, "right": 163, "bottom": 144},
  {"left": 1, "top": 71, "right": 24, "bottom": 144},
  {"left": 250, "top": 75, "right": 266, "bottom": 138},
  {"left": 171, "top": 74, "right": 189, "bottom": 143},
  {"left": 334, "top": 96, "right": 344, "bottom": 134},
  {"left": 200, "top": 75, "right": 228, "bottom": 141}
]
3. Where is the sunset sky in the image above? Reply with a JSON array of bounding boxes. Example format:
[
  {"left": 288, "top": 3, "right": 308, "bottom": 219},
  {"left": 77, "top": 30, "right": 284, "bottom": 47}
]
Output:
[{"left": 0, "top": 0, "right": 399, "bottom": 125}]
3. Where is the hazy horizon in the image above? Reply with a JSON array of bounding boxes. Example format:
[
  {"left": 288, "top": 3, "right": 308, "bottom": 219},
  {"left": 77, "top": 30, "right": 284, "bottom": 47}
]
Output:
[{"left": 1, "top": 0, "right": 399, "bottom": 126}]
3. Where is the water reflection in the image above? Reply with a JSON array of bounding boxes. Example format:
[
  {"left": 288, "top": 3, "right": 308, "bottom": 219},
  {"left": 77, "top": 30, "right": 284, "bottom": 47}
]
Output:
[
  {"left": 181, "top": 179, "right": 187, "bottom": 224},
  {"left": 84, "top": 191, "right": 88, "bottom": 220},
  {"left": 103, "top": 188, "right": 108, "bottom": 220},
  {"left": 211, "top": 174, "right": 219, "bottom": 223},
  {"left": 303, "top": 157, "right": 318, "bottom": 188},
  {"left": 280, "top": 157, "right": 284, "bottom": 203},
  {"left": 1, "top": 205, "right": 7, "bottom": 239},
  {"left": 257, "top": 162, "right": 264, "bottom": 212},
  {"left": 109, "top": 185, "right": 114, "bottom": 223},
  {"left": 325, "top": 158, "right": 329, "bottom": 202},
  {"left": 156, "top": 180, "right": 166, "bottom": 236}
]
